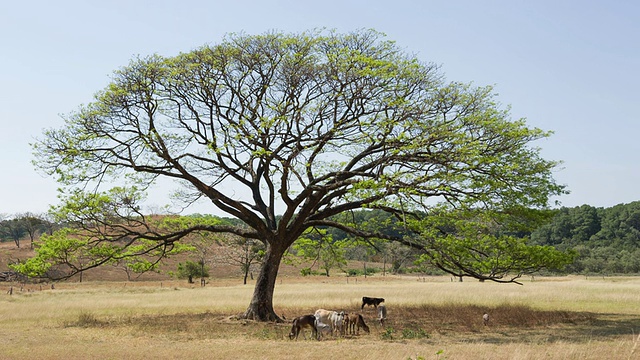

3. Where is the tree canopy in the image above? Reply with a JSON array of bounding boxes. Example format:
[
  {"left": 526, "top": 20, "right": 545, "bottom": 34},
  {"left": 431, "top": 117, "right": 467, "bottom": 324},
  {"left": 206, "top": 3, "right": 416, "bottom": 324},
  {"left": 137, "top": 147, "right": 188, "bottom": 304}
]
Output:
[{"left": 19, "top": 29, "right": 570, "bottom": 321}]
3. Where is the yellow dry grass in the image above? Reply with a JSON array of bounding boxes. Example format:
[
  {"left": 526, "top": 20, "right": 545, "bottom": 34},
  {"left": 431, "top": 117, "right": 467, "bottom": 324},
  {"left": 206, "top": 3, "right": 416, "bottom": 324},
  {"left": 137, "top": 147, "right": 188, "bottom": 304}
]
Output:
[{"left": 1, "top": 275, "right": 640, "bottom": 360}]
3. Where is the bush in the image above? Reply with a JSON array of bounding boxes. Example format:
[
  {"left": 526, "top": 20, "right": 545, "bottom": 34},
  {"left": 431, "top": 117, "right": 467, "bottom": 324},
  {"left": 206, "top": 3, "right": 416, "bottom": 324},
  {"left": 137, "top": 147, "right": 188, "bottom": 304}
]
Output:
[
  {"left": 346, "top": 267, "right": 381, "bottom": 277},
  {"left": 300, "top": 267, "right": 324, "bottom": 276},
  {"left": 402, "top": 327, "right": 429, "bottom": 339},
  {"left": 346, "top": 268, "right": 360, "bottom": 276},
  {"left": 380, "top": 327, "right": 395, "bottom": 340}
]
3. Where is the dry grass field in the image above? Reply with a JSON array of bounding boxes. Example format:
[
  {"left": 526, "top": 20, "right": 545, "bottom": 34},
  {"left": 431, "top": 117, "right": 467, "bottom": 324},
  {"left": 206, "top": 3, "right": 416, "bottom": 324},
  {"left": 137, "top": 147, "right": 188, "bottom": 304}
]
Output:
[
  {"left": 1, "top": 274, "right": 640, "bottom": 360},
  {"left": 2, "top": 242, "right": 640, "bottom": 359}
]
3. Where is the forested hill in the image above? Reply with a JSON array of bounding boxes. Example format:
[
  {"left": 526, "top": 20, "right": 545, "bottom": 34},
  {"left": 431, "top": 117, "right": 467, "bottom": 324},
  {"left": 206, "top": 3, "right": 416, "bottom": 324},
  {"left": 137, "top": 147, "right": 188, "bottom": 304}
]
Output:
[
  {"left": 530, "top": 201, "right": 640, "bottom": 274},
  {"left": 2, "top": 201, "right": 639, "bottom": 276}
]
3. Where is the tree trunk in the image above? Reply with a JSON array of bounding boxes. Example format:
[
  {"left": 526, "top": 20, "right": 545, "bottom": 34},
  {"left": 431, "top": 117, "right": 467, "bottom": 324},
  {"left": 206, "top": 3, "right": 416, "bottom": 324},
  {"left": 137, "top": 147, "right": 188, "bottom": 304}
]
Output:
[{"left": 242, "top": 243, "right": 285, "bottom": 322}]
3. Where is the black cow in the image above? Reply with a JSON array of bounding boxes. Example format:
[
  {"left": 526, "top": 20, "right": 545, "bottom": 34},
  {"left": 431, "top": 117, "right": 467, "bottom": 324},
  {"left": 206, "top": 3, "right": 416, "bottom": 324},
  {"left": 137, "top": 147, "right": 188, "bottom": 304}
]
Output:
[{"left": 361, "top": 296, "right": 385, "bottom": 309}]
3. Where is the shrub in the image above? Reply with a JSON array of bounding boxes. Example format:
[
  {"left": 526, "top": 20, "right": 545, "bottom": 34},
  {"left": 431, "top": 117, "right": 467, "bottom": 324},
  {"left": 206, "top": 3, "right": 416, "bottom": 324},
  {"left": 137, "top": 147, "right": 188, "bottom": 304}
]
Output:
[
  {"left": 300, "top": 267, "right": 324, "bottom": 276},
  {"left": 380, "top": 327, "right": 395, "bottom": 340},
  {"left": 346, "top": 267, "right": 380, "bottom": 276},
  {"left": 402, "top": 327, "right": 429, "bottom": 339}
]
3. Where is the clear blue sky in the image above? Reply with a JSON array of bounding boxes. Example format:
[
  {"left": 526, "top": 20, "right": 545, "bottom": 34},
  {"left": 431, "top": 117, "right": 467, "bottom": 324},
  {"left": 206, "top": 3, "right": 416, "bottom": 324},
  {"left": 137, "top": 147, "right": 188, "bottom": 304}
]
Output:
[{"left": 1, "top": 0, "right": 638, "bottom": 215}]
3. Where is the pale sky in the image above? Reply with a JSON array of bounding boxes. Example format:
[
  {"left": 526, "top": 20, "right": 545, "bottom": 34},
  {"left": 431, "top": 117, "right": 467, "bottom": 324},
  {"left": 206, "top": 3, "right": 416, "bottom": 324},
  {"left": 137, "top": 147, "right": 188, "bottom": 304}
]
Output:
[{"left": 1, "top": 0, "right": 638, "bottom": 215}]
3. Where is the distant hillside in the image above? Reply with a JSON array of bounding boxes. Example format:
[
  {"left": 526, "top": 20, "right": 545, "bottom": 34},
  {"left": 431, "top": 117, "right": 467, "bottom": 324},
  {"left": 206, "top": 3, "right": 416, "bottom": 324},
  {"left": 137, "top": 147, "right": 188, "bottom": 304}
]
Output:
[
  {"left": 531, "top": 201, "right": 640, "bottom": 274},
  {"left": 6, "top": 201, "right": 637, "bottom": 282},
  {"left": 0, "top": 241, "right": 308, "bottom": 283}
]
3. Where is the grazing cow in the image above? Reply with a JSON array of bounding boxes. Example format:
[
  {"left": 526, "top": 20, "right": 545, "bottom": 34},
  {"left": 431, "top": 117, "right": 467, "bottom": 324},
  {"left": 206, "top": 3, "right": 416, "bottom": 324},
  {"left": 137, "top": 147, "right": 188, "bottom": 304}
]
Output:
[
  {"left": 346, "top": 313, "right": 370, "bottom": 335},
  {"left": 361, "top": 296, "right": 385, "bottom": 309},
  {"left": 377, "top": 304, "right": 387, "bottom": 325},
  {"left": 315, "top": 309, "right": 346, "bottom": 336},
  {"left": 314, "top": 309, "right": 334, "bottom": 331},
  {"left": 289, "top": 314, "right": 317, "bottom": 340},
  {"left": 329, "top": 310, "right": 346, "bottom": 336},
  {"left": 314, "top": 318, "right": 332, "bottom": 340}
]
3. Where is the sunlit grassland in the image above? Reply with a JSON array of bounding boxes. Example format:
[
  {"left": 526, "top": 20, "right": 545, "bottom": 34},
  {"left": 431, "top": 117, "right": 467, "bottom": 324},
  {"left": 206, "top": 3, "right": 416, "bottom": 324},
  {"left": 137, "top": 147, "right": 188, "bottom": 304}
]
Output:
[
  {"left": 1, "top": 275, "right": 639, "bottom": 359},
  {"left": 273, "top": 275, "right": 640, "bottom": 315}
]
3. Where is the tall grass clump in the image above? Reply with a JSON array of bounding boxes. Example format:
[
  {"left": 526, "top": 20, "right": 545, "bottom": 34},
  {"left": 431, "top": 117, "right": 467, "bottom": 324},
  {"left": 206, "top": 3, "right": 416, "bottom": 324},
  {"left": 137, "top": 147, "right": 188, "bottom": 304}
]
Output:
[{"left": 65, "top": 311, "right": 104, "bottom": 328}]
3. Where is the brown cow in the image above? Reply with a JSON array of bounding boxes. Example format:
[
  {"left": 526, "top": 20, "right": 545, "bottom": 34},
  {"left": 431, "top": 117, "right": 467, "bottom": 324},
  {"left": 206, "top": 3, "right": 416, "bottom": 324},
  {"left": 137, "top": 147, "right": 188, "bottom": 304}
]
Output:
[
  {"left": 289, "top": 314, "right": 317, "bottom": 340},
  {"left": 346, "top": 313, "right": 370, "bottom": 335}
]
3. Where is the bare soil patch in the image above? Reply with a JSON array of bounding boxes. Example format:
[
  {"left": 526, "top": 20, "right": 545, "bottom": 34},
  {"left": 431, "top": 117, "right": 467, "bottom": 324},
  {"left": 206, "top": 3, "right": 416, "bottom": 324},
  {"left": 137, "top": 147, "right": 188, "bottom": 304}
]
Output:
[{"left": 60, "top": 303, "right": 634, "bottom": 347}]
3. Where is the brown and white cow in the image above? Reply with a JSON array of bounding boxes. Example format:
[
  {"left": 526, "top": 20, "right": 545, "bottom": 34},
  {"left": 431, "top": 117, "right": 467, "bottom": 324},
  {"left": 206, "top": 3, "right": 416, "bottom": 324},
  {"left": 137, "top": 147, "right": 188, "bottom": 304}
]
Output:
[
  {"left": 330, "top": 311, "right": 346, "bottom": 335},
  {"left": 314, "top": 309, "right": 346, "bottom": 336}
]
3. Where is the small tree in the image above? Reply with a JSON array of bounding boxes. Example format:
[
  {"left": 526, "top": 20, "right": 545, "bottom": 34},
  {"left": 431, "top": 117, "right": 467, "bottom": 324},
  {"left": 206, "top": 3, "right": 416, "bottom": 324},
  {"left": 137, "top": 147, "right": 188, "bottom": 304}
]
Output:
[
  {"left": 293, "top": 228, "right": 347, "bottom": 277},
  {"left": 213, "top": 234, "right": 264, "bottom": 284},
  {"left": 175, "top": 260, "right": 209, "bottom": 283},
  {"left": 112, "top": 256, "right": 160, "bottom": 281},
  {"left": 346, "top": 239, "right": 377, "bottom": 278},
  {"left": 17, "top": 213, "right": 48, "bottom": 249},
  {"left": 385, "top": 242, "right": 418, "bottom": 274},
  {"left": 1, "top": 217, "right": 27, "bottom": 248},
  {"left": 183, "top": 216, "right": 228, "bottom": 285}
]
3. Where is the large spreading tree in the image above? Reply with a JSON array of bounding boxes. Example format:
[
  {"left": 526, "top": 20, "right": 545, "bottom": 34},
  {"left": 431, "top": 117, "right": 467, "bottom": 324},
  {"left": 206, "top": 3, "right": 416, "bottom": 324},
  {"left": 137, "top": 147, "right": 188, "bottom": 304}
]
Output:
[{"left": 19, "top": 29, "right": 571, "bottom": 321}]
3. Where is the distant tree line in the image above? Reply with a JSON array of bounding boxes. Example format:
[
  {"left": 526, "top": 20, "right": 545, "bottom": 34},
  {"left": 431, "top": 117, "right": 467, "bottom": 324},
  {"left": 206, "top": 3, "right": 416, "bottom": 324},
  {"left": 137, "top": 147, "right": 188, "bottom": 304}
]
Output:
[
  {"left": 323, "top": 202, "right": 640, "bottom": 276},
  {"left": 530, "top": 201, "right": 640, "bottom": 274},
  {"left": 0, "top": 213, "right": 57, "bottom": 249},
  {"left": 5, "top": 202, "right": 640, "bottom": 278}
]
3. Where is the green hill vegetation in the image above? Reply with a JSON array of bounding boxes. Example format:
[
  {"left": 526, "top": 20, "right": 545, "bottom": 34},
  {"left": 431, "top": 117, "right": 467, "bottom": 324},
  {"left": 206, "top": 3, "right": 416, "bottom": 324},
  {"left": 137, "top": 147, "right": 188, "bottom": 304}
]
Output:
[
  {"left": 530, "top": 201, "right": 640, "bottom": 274},
  {"left": 2, "top": 201, "right": 639, "bottom": 279}
]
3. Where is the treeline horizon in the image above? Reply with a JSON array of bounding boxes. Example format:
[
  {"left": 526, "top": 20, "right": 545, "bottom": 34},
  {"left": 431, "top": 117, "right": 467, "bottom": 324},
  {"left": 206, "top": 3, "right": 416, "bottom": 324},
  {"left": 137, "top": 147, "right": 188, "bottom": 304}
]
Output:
[
  {"left": 529, "top": 201, "right": 640, "bottom": 275},
  {"left": 2, "top": 200, "right": 639, "bottom": 276}
]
